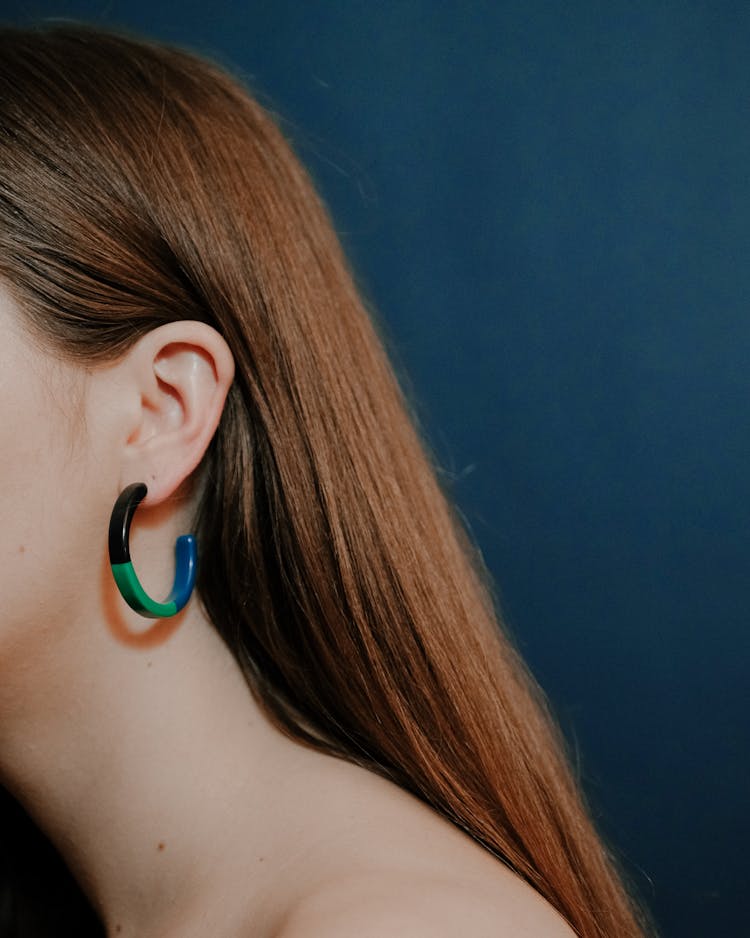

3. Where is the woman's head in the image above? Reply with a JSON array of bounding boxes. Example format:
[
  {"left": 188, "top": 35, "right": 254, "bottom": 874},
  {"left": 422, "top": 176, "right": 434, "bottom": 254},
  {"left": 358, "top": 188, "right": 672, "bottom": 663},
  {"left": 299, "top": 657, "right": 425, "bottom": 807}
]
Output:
[
  {"left": 0, "top": 20, "right": 385, "bottom": 714},
  {"left": 0, "top": 21, "right": 655, "bottom": 938}
]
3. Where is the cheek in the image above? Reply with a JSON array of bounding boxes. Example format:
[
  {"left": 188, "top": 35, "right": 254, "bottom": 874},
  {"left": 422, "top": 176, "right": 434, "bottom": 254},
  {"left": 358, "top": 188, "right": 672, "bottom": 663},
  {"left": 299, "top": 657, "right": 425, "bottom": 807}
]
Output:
[{"left": 0, "top": 375, "right": 82, "bottom": 650}]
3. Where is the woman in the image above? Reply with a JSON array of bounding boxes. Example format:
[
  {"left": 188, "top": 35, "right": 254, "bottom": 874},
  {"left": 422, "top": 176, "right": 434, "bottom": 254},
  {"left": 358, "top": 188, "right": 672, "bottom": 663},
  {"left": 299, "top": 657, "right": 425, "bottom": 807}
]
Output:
[{"left": 0, "top": 21, "right": 655, "bottom": 938}]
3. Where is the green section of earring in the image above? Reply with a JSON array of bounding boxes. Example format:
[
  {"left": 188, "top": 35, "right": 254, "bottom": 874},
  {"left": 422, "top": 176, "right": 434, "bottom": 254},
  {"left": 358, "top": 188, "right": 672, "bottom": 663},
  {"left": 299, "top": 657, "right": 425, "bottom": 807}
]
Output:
[{"left": 110, "top": 560, "right": 179, "bottom": 618}]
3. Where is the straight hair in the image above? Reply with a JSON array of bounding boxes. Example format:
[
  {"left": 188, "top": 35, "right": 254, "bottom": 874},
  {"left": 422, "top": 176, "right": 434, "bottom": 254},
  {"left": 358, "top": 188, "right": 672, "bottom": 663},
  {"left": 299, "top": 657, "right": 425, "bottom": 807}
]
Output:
[{"left": 0, "top": 21, "right": 656, "bottom": 938}]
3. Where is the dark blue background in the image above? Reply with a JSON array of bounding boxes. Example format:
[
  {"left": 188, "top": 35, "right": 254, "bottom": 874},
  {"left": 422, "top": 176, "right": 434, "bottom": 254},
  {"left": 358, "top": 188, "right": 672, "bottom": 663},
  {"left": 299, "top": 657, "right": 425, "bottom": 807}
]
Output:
[{"left": 1, "top": 3, "right": 747, "bottom": 936}]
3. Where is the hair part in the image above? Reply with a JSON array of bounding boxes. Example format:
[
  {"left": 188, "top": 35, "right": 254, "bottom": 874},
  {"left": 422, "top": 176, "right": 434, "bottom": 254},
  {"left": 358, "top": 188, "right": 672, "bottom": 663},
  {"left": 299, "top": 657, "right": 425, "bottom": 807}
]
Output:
[{"left": 0, "top": 21, "right": 657, "bottom": 938}]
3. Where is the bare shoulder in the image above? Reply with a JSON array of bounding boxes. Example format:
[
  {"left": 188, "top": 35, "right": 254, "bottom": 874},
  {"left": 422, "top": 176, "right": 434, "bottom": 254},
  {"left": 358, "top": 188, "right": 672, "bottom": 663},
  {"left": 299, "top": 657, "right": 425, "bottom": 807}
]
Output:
[{"left": 273, "top": 871, "right": 578, "bottom": 938}]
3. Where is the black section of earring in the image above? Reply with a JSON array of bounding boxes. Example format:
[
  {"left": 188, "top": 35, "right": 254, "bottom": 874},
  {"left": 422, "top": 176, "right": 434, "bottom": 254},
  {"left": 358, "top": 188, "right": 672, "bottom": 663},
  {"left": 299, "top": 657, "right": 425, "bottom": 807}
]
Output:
[{"left": 108, "top": 482, "right": 148, "bottom": 565}]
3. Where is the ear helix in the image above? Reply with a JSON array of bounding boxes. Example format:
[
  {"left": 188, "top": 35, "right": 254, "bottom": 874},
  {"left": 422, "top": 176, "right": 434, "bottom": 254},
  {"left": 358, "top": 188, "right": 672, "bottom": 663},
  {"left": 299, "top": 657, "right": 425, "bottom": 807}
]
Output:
[{"left": 108, "top": 482, "right": 197, "bottom": 618}]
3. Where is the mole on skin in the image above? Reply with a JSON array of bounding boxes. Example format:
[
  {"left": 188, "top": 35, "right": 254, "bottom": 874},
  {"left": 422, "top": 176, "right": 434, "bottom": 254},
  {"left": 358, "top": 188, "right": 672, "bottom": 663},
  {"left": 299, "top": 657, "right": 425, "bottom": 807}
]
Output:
[{"left": 157, "top": 842, "right": 165, "bottom": 851}]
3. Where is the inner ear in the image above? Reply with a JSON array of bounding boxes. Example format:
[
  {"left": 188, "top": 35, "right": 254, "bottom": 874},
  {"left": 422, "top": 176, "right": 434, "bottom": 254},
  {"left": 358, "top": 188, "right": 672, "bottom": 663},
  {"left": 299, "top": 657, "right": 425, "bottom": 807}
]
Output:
[{"left": 154, "top": 371, "right": 184, "bottom": 420}]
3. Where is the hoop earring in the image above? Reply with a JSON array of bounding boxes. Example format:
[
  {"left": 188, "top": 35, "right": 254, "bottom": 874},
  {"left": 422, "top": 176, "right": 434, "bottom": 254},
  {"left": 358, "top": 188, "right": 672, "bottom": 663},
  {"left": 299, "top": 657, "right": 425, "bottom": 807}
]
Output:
[{"left": 108, "top": 482, "right": 197, "bottom": 619}]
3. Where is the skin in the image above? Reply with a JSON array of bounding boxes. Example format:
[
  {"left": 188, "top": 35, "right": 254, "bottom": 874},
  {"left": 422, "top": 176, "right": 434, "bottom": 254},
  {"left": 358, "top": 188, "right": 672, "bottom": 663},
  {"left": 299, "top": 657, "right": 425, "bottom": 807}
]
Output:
[{"left": 0, "top": 282, "right": 577, "bottom": 938}]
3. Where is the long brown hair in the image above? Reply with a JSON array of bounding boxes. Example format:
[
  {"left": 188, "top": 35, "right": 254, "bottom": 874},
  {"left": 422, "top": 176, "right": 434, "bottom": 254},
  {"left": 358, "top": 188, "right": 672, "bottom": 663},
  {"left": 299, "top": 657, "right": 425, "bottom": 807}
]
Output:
[{"left": 0, "top": 21, "right": 656, "bottom": 937}]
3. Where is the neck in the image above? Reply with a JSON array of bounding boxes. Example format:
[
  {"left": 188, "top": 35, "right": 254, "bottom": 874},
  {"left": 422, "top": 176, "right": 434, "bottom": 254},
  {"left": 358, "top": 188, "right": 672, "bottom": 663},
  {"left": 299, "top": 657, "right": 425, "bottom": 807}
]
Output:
[{"left": 0, "top": 596, "right": 335, "bottom": 937}]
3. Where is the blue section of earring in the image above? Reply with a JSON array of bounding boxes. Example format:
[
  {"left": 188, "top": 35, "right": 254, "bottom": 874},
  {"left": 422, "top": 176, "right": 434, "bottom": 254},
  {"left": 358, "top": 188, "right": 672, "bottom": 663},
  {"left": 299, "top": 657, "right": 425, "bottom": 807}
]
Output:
[
  {"left": 108, "top": 482, "right": 198, "bottom": 618},
  {"left": 169, "top": 534, "right": 197, "bottom": 610}
]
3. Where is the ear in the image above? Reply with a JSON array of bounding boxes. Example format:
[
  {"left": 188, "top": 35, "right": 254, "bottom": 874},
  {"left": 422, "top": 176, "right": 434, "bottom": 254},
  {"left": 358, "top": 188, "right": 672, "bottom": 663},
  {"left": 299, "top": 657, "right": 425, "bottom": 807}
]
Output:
[{"left": 117, "top": 320, "right": 235, "bottom": 507}]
